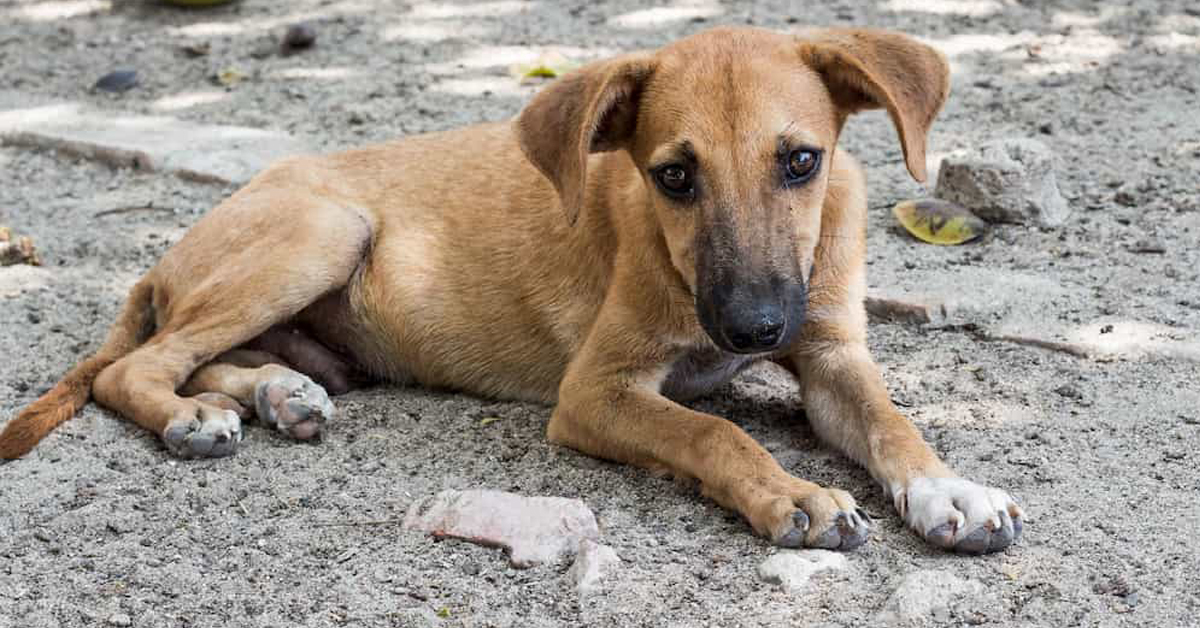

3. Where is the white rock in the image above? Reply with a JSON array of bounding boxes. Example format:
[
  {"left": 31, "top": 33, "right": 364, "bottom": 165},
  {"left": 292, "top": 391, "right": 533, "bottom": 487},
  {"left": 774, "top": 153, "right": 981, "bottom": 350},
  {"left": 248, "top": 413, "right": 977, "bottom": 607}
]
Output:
[
  {"left": 756, "top": 549, "right": 847, "bottom": 591},
  {"left": 877, "top": 570, "right": 984, "bottom": 625},
  {"left": 0, "top": 102, "right": 310, "bottom": 186},
  {"left": 403, "top": 489, "right": 600, "bottom": 568},
  {"left": 935, "top": 138, "right": 1070, "bottom": 227},
  {"left": 569, "top": 539, "right": 620, "bottom": 595}
]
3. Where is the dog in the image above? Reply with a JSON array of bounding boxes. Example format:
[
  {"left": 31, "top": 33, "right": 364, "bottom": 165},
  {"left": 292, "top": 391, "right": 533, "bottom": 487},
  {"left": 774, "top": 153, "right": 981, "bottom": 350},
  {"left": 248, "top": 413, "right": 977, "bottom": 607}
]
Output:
[{"left": 0, "top": 27, "right": 1022, "bottom": 554}]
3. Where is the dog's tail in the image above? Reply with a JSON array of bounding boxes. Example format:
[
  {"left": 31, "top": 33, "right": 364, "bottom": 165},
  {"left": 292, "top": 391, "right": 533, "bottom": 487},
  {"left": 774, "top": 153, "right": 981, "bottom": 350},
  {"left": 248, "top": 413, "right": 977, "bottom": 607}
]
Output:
[{"left": 0, "top": 280, "right": 155, "bottom": 460}]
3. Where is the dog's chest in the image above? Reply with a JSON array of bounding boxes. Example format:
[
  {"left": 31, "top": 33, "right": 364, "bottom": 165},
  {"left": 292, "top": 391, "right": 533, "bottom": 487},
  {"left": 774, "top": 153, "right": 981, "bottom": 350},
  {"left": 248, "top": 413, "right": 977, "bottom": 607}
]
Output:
[{"left": 660, "top": 346, "right": 758, "bottom": 402}]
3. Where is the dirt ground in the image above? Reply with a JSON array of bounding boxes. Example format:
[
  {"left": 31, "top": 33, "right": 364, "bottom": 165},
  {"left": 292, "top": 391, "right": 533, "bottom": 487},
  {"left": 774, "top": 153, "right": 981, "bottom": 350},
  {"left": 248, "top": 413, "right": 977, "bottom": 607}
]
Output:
[{"left": 1, "top": 1, "right": 1199, "bottom": 627}]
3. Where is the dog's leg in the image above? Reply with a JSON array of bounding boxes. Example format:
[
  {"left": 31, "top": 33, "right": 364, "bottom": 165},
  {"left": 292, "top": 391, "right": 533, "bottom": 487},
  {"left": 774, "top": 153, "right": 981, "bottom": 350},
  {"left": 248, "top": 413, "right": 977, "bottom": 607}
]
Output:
[
  {"left": 780, "top": 155, "right": 1023, "bottom": 554},
  {"left": 551, "top": 320, "right": 870, "bottom": 550},
  {"left": 181, "top": 350, "right": 335, "bottom": 441},
  {"left": 92, "top": 196, "right": 371, "bottom": 458}
]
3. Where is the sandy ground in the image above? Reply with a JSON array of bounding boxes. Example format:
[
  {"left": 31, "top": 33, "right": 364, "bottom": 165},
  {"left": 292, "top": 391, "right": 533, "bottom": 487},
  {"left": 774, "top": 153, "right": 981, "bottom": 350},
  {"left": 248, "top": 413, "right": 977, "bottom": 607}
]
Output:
[{"left": 1, "top": 0, "right": 1199, "bottom": 626}]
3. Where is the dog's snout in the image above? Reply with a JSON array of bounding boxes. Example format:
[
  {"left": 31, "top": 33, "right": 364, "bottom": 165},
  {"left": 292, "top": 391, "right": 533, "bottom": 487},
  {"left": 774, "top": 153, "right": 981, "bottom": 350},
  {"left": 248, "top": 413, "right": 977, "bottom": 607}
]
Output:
[{"left": 725, "top": 308, "right": 785, "bottom": 353}]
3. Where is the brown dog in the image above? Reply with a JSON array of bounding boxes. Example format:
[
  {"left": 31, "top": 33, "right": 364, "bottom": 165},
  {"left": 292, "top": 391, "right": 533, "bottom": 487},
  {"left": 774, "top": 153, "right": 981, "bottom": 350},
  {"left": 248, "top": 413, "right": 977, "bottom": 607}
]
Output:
[{"left": 0, "top": 27, "right": 1022, "bottom": 553}]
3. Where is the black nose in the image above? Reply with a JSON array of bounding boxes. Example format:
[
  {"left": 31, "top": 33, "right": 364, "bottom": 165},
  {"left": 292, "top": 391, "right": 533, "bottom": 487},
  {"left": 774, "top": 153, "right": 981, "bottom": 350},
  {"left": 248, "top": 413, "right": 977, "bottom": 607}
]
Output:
[{"left": 724, "top": 309, "right": 785, "bottom": 353}]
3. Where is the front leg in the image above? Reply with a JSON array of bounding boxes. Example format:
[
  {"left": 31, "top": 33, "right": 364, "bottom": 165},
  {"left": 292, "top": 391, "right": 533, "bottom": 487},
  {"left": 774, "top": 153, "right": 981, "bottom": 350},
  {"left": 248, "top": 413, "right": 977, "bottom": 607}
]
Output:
[
  {"left": 785, "top": 339, "right": 1022, "bottom": 553},
  {"left": 782, "top": 151, "right": 1023, "bottom": 553},
  {"left": 550, "top": 320, "right": 869, "bottom": 550}
]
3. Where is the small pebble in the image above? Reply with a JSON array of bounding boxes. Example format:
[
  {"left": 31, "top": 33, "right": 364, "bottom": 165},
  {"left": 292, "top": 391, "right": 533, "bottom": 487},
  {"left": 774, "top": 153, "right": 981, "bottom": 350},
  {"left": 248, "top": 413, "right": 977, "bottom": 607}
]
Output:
[
  {"left": 107, "top": 613, "right": 132, "bottom": 627},
  {"left": 95, "top": 70, "right": 139, "bottom": 93},
  {"left": 283, "top": 23, "right": 317, "bottom": 52}
]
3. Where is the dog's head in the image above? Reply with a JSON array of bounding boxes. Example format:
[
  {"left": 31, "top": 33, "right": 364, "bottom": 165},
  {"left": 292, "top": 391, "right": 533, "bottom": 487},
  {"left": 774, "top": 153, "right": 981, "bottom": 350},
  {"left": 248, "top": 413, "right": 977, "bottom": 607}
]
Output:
[{"left": 517, "top": 27, "right": 949, "bottom": 354}]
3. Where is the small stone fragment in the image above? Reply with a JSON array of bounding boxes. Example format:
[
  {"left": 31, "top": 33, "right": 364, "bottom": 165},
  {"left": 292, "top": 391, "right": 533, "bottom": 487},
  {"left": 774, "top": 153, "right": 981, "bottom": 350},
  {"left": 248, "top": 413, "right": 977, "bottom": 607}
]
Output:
[
  {"left": 0, "top": 227, "right": 41, "bottom": 266},
  {"left": 107, "top": 613, "right": 132, "bottom": 627},
  {"left": 403, "top": 489, "right": 600, "bottom": 568},
  {"left": 756, "top": 549, "right": 847, "bottom": 591},
  {"left": 877, "top": 570, "right": 984, "bottom": 624},
  {"left": 282, "top": 23, "right": 317, "bottom": 53},
  {"left": 94, "top": 70, "right": 139, "bottom": 93},
  {"left": 935, "top": 138, "right": 1070, "bottom": 227},
  {"left": 569, "top": 540, "right": 620, "bottom": 595}
]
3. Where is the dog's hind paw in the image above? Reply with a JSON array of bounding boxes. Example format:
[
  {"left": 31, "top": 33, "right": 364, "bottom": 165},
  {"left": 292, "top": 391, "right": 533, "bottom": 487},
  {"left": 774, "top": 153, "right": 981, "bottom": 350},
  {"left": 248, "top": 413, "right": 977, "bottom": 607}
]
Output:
[
  {"left": 896, "top": 477, "right": 1023, "bottom": 554},
  {"left": 254, "top": 373, "right": 333, "bottom": 441},
  {"left": 163, "top": 405, "right": 243, "bottom": 459}
]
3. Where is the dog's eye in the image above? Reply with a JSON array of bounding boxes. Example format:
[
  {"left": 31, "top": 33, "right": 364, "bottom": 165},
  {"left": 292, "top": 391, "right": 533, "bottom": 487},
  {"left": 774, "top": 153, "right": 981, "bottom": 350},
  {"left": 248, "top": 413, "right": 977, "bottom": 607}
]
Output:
[
  {"left": 654, "top": 165, "right": 693, "bottom": 199},
  {"left": 785, "top": 149, "right": 820, "bottom": 182}
]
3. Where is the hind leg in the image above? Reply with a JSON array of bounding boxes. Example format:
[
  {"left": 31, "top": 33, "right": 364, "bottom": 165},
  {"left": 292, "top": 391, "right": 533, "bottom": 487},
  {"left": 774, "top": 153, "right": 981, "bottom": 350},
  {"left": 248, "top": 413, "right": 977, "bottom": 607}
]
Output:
[
  {"left": 93, "top": 188, "right": 372, "bottom": 458},
  {"left": 183, "top": 349, "right": 337, "bottom": 441}
]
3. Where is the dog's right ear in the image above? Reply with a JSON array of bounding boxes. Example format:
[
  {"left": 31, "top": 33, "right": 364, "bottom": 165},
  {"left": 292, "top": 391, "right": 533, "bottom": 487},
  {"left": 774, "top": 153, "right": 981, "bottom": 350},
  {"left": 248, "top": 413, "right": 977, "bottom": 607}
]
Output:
[{"left": 515, "top": 53, "right": 656, "bottom": 225}]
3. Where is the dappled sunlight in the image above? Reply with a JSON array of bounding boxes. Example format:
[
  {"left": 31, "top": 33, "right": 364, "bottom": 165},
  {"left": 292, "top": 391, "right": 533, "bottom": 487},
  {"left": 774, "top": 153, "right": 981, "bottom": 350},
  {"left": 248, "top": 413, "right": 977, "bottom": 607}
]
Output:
[
  {"left": 608, "top": 2, "right": 723, "bottom": 29},
  {"left": 1068, "top": 321, "right": 1200, "bottom": 362},
  {"left": 5, "top": 0, "right": 109, "bottom": 21},
  {"left": 429, "top": 76, "right": 534, "bottom": 98},
  {"left": 381, "top": 21, "right": 490, "bottom": 42},
  {"left": 270, "top": 67, "right": 363, "bottom": 81},
  {"left": 169, "top": 3, "right": 375, "bottom": 38},
  {"left": 423, "top": 44, "right": 610, "bottom": 75},
  {"left": 1050, "top": 5, "right": 1128, "bottom": 29},
  {"left": 407, "top": 0, "right": 536, "bottom": 19},
  {"left": 0, "top": 103, "right": 82, "bottom": 129},
  {"left": 884, "top": 0, "right": 1001, "bottom": 18},
  {"left": 0, "top": 263, "right": 52, "bottom": 296},
  {"left": 149, "top": 90, "right": 228, "bottom": 112},
  {"left": 923, "top": 27, "right": 1123, "bottom": 78},
  {"left": 912, "top": 399, "right": 1042, "bottom": 429}
]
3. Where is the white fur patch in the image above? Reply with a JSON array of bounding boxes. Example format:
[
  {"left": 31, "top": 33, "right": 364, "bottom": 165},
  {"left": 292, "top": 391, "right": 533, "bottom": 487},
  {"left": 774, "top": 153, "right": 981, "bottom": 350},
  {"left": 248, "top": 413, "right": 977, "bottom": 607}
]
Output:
[{"left": 897, "top": 477, "right": 1022, "bottom": 542}]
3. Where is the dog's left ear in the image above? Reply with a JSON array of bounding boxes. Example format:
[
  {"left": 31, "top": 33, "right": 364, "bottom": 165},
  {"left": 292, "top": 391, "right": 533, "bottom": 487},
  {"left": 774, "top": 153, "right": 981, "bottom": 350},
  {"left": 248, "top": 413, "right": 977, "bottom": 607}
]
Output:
[
  {"left": 515, "top": 53, "right": 656, "bottom": 225},
  {"left": 798, "top": 28, "right": 950, "bottom": 183}
]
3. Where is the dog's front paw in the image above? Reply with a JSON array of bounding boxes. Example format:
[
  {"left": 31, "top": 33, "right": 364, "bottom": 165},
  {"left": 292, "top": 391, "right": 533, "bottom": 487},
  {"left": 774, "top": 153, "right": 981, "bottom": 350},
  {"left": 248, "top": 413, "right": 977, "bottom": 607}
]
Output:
[
  {"left": 759, "top": 482, "right": 870, "bottom": 551},
  {"left": 896, "top": 477, "right": 1023, "bottom": 554}
]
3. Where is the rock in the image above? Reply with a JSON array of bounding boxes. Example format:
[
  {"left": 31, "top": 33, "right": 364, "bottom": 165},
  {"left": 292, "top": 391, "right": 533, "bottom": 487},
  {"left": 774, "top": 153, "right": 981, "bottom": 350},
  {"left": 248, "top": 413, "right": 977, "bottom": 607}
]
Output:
[
  {"left": 877, "top": 570, "right": 983, "bottom": 624},
  {"left": 935, "top": 138, "right": 1070, "bottom": 227},
  {"left": 403, "top": 489, "right": 600, "bottom": 568},
  {"left": 0, "top": 102, "right": 310, "bottom": 186},
  {"left": 107, "top": 613, "right": 132, "bottom": 627},
  {"left": 568, "top": 539, "right": 620, "bottom": 595},
  {"left": 756, "top": 549, "right": 847, "bottom": 591}
]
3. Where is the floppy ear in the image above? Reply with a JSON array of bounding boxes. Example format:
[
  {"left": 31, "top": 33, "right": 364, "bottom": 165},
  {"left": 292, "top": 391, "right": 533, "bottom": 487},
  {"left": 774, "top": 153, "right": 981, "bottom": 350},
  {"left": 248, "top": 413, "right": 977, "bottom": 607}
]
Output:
[
  {"left": 798, "top": 28, "right": 950, "bottom": 183},
  {"left": 515, "top": 53, "right": 656, "bottom": 224}
]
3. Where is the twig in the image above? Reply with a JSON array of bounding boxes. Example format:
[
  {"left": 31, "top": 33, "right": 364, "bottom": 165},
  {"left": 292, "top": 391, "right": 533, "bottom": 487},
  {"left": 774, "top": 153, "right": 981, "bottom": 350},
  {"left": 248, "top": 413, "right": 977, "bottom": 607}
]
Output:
[
  {"left": 972, "top": 331, "right": 1092, "bottom": 359},
  {"left": 94, "top": 204, "right": 173, "bottom": 218}
]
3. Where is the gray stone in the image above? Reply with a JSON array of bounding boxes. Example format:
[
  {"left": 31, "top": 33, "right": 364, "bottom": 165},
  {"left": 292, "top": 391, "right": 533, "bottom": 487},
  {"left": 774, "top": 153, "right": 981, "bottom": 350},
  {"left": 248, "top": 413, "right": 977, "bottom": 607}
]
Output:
[
  {"left": 756, "top": 549, "right": 847, "bottom": 591},
  {"left": 0, "top": 102, "right": 310, "bottom": 186},
  {"left": 106, "top": 613, "right": 132, "bottom": 627},
  {"left": 568, "top": 539, "right": 620, "bottom": 595},
  {"left": 877, "top": 570, "right": 984, "bottom": 625},
  {"left": 403, "top": 489, "right": 600, "bottom": 568},
  {"left": 935, "top": 138, "right": 1070, "bottom": 227}
]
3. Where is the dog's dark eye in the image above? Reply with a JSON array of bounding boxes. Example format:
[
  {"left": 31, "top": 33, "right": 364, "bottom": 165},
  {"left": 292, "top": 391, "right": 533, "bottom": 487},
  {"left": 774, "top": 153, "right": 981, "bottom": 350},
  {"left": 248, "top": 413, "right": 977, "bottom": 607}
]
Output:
[
  {"left": 785, "top": 149, "right": 820, "bottom": 182},
  {"left": 654, "top": 165, "right": 693, "bottom": 199}
]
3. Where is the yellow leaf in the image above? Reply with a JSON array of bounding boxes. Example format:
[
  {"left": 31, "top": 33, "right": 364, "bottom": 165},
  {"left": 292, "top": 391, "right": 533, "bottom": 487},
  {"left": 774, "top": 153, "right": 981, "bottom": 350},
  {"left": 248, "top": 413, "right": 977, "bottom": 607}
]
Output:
[
  {"left": 510, "top": 51, "right": 580, "bottom": 83},
  {"left": 437, "top": 607, "right": 451, "bottom": 618},
  {"left": 893, "top": 198, "right": 988, "bottom": 246},
  {"left": 216, "top": 67, "right": 246, "bottom": 87},
  {"left": 478, "top": 416, "right": 501, "bottom": 427}
]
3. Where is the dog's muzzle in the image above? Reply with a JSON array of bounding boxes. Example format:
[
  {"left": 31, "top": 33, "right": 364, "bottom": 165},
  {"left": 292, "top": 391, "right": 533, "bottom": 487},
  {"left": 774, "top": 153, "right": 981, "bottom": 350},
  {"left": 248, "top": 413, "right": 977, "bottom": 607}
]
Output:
[{"left": 696, "top": 274, "right": 807, "bottom": 354}]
